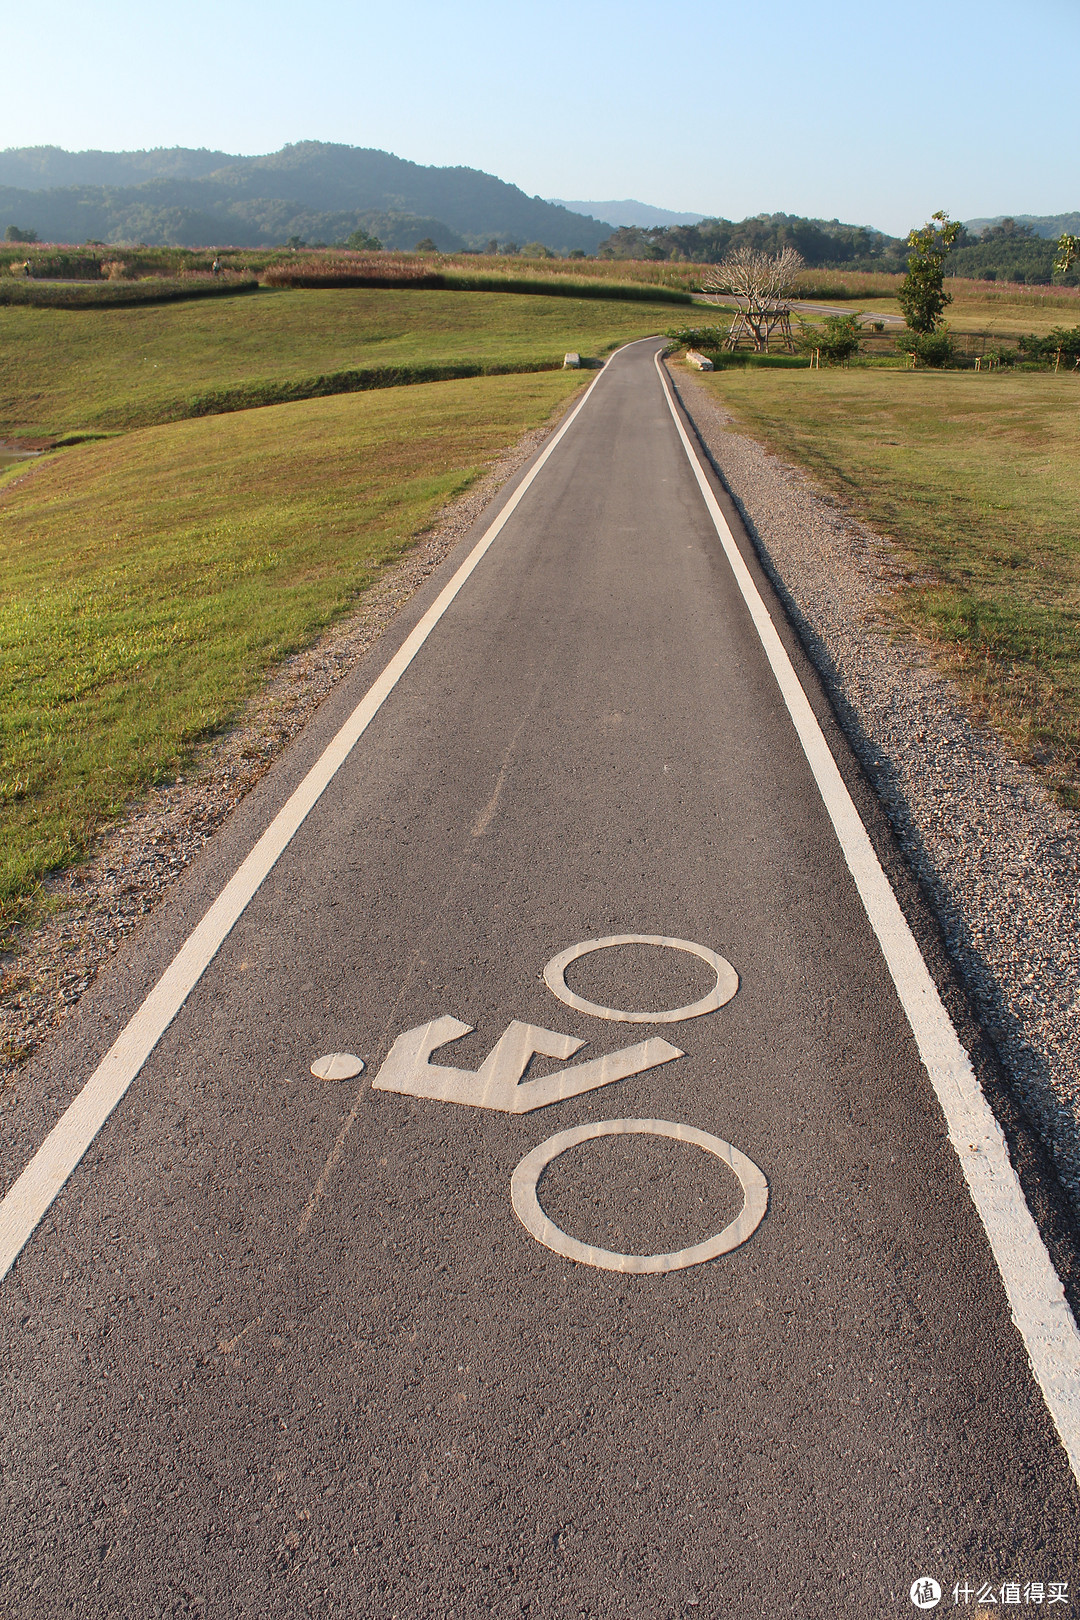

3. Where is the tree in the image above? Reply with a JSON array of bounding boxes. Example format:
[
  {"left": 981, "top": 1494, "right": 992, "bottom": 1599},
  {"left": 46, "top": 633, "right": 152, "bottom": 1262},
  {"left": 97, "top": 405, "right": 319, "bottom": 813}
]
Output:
[
  {"left": 414, "top": 237, "right": 438, "bottom": 253},
  {"left": 1054, "top": 233, "right": 1078, "bottom": 278},
  {"left": 342, "top": 227, "right": 382, "bottom": 251},
  {"left": 5, "top": 225, "right": 38, "bottom": 243},
  {"left": 520, "top": 241, "right": 554, "bottom": 258},
  {"left": 897, "top": 211, "right": 960, "bottom": 335},
  {"left": 701, "top": 246, "right": 804, "bottom": 352}
]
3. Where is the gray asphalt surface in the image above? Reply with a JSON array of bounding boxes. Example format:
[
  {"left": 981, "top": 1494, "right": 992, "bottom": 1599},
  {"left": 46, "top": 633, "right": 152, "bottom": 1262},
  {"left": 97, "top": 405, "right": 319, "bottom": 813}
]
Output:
[{"left": 2, "top": 339, "right": 1077, "bottom": 1617}]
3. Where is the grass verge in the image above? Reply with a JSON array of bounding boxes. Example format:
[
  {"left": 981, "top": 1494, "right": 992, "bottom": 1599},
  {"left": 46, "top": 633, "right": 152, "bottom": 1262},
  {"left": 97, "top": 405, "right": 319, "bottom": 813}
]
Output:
[
  {"left": 0, "top": 274, "right": 259, "bottom": 309},
  {"left": 0, "top": 369, "right": 584, "bottom": 935},
  {"left": 0, "top": 287, "right": 671, "bottom": 436},
  {"left": 687, "top": 364, "right": 1080, "bottom": 808}
]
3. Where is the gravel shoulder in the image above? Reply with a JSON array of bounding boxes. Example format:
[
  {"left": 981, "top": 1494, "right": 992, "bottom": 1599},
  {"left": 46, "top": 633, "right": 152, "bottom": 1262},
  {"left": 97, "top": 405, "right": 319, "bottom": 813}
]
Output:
[
  {"left": 670, "top": 362, "right": 1080, "bottom": 1213},
  {"left": 0, "top": 398, "right": 583, "bottom": 1103}
]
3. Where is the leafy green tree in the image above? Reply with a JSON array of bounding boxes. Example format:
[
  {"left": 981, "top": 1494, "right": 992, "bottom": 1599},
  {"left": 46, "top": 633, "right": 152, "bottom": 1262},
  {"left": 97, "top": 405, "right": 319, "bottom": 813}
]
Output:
[
  {"left": 898, "top": 211, "right": 961, "bottom": 335},
  {"left": 1054, "top": 233, "right": 1078, "bottom": 277},
  {"left": 5, "top": 224, "right": 38, "bottom": 243},
  {"left": 520, "top": 241, "right": 554, "bottom": 258},
  {"left": 414, "top": 237, "right": 438, "bottom": 253},
  {"left": 342, "top": 227, "right": 382, "bottom": 251}
]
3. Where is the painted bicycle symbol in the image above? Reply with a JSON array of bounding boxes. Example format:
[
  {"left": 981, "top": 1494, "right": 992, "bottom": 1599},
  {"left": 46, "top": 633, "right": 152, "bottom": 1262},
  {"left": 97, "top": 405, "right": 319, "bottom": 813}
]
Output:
[{"left": 366, "top": 934, "right": 769, "bottom": 1274}]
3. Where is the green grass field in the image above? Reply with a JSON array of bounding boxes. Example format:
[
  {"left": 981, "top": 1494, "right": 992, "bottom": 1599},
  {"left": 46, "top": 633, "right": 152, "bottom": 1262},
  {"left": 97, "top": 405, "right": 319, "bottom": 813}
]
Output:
[
  {"left": 0, "top": 286, "right": 674, "bottom": 436},
  {"left": 0, "top": 370, "right": 584, "bottom": 933},
  {"left": 688, "top": 363, "right": 1080, "bottom": 807}
]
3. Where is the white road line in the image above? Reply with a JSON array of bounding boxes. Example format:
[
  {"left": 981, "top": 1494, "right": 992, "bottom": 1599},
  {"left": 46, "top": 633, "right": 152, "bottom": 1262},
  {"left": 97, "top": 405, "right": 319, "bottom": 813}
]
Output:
[
  {"left": 0, "top": 355, "right": 621, "bottom": 1286},
  {"left": 655, "top": 351, "right": 1080, "bottom": 1484}
]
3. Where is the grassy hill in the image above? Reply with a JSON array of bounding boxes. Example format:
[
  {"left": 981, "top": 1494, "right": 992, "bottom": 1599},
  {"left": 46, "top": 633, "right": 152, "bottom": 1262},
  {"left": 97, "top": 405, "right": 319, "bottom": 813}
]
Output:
[{"left": 0, "top": 284, "right": 683, "bottom": 435}]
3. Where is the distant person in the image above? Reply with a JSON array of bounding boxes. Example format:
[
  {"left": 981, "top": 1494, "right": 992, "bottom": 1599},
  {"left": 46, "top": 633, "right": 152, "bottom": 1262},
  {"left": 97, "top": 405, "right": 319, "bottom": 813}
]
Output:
[{"left": 211, "top": 257, "right": 221, "bottom": 276}]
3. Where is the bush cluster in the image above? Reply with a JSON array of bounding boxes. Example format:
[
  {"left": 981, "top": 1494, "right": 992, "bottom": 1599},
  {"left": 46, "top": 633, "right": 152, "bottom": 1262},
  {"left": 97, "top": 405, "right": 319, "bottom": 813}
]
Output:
[
  {"left": 665, "top": 326, "right": 729, "bottom": 351},
  {"left": 1017, "top": 326, "right": 1080, "bottom": 364},
  {"left": 894, "top": 327, "right": 957, "bottom": 367},
  {"left": 797, "top": 313, "right": 862, "bottom": 364}
]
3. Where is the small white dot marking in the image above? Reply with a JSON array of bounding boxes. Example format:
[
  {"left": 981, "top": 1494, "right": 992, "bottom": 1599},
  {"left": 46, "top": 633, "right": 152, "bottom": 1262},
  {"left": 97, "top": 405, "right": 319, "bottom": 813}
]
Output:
[{"left": 310, "top": 1053, "right": 365, "bottom": 1082}]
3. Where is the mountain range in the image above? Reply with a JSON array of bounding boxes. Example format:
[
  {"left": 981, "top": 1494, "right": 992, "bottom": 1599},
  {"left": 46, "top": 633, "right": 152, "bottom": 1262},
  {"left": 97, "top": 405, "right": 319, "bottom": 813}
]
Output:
[
  {"left": 0, "top": 143, "right": 612, "bottom": 252},
  {"left": 548, "top": 200, "right": 706, "bottom": 229}
]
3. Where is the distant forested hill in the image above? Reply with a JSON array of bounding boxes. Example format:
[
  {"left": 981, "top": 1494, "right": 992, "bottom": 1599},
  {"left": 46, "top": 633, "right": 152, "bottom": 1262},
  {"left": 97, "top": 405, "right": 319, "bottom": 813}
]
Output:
[
  {"left": 0, "top": 142, "right": 611, "bottom": 252},
  {"left": 949, "top": 218, "right": 1080, "bottom": 285},
  {"left": 964, "top": 212, "right": 1080, "bottom": 241},
  {"left": 593, "top": 211, "right": 1080, "bottom": 283}
]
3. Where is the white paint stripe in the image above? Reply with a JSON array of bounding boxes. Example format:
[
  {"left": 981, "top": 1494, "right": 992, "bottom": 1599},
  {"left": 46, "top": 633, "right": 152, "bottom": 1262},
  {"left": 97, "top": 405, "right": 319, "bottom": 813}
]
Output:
[
  {"left": 0, "top": 356, "right": 621, "bottom": 1285},
  {"left": 655, "top": 351, "right": 1080, "bottom": 1484}
]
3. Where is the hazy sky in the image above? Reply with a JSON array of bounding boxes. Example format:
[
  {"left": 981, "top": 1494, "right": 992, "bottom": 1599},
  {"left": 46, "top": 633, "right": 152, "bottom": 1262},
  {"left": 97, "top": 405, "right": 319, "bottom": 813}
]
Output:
[{"left": 5, "top": 0, "right": 1077, "bottom": 234}]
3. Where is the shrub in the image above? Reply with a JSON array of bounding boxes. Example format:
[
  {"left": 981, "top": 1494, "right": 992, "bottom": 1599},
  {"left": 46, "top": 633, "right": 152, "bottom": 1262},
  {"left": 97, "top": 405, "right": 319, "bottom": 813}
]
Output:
[
  {"left": 895, "top": 326, "right": 956, "bottom": 367},
  {"left": 798, "top": 312, "right": 862, "bottom": 364},
  {"left": 665, "top": 325, "right": 728, "bottom": 351},
  {"left": 1018, "top": 327, "right": 1080, "bottom": 364}
]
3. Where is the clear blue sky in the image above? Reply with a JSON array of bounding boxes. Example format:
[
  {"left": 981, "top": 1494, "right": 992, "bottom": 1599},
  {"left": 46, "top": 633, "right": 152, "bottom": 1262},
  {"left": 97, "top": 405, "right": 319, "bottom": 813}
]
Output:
[{"left": 5, "top": 0, "right": 1077, "bottom": 234}]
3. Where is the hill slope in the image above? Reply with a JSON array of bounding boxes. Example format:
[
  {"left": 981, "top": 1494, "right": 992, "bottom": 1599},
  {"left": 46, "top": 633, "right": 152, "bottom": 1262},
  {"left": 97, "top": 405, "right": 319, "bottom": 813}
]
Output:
[
  {"left": 549, "top": 199, "right": 706, "bottom": 229},
  {"left": 965, "top": 212, "right": 1080, "bottom": 241},
  {"left": 0, "top": 143, "right": 611, "bottom": 252}
]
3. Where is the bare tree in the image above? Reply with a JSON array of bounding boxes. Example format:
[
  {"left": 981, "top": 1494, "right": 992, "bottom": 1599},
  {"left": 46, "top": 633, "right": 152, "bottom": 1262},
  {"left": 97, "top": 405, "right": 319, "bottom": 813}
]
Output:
[{"left": 701, "top": 246, "right": 805, "bottom": 352}]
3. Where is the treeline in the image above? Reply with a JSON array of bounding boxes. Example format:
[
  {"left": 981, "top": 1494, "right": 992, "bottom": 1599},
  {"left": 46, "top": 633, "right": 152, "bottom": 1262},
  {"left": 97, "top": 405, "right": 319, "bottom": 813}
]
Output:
[
  {"left": 595, "top": 212, "right": 1080, "bottom": 284},
  {"left": 947, "top": 219, "right": 1078, "bottom": 285},
  {"left": 597, "top": 213, "right": 905, "bottom": 269}
]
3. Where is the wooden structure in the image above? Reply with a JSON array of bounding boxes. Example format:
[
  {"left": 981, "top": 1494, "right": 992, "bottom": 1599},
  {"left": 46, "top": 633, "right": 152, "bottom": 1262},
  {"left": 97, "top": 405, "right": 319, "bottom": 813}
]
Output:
[{"left": 724, "top": 297, "right": 796, "bottom": 354}]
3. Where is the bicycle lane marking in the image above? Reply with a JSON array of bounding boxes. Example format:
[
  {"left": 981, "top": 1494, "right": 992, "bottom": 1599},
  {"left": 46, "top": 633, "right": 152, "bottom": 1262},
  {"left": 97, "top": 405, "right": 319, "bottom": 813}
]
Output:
[
  {"left": 654, "top": 347, "right": 1080, "bottom": 1486},
  {"left": 364, "top": 932, "right": 767, "bottom": 1275}
]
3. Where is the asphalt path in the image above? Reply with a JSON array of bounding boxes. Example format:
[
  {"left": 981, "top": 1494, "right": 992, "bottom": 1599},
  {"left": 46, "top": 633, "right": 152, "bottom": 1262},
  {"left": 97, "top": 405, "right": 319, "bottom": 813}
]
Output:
[
  {"left": 690, "top": 294, "right": 905, "bottom": 325},
  {"left": 2, "top": 340, "right": 1078, "bottom": 1617}
]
